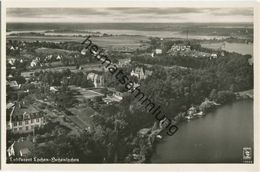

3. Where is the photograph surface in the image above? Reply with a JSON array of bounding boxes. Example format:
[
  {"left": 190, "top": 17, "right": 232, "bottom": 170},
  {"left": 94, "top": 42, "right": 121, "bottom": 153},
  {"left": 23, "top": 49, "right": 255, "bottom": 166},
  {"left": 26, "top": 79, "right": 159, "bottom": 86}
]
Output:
[{"left": 4, "top": 6, "right": 254, "bottom": 164}]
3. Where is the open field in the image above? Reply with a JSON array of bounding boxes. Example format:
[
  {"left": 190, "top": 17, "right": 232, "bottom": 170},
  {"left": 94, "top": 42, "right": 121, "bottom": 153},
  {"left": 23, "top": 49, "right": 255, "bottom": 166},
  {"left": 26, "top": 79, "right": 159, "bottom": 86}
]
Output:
[
  {"left": 35, "top": 47, "right": 78, "bottom": 55},
  {"left": 69, "top": 85, "right": 104, "bottom": 101}
]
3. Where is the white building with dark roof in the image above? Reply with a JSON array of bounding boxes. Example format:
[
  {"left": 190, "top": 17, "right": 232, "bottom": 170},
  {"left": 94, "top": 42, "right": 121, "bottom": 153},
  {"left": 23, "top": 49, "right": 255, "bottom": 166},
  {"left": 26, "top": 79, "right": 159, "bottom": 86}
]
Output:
[{"left": 9, "top": 104, "right": 46, "bottom": 134}]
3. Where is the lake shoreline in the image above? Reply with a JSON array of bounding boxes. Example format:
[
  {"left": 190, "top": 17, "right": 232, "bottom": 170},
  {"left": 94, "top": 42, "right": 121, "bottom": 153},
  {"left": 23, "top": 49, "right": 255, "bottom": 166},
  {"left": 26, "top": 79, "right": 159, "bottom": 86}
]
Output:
[{"left": 144, "top": 90, "right": 253, "bottom": 163}]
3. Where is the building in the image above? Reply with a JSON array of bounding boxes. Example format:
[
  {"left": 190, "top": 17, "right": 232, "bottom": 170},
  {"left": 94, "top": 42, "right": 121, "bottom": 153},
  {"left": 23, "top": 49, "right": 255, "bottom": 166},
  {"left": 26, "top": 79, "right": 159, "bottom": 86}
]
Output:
[
  {"left": 7, "top": 102, "right": 15, "bottom": 110},
  {"left": 167, "top": 44, "right": 191, "bottom": 55},
  {"left": 7, "top": 81, "right": 21, "bottom": 90},
  {"left": 138, "top": 128, "right": 151, "bottom": 138},
  {"left": 30, "top": 57, "right": 40, "bottom": 67},
  {"left": 155, "top": 49, "right": 162, "bottom": 54},
  {"left": 9, "top": 104, "right": 46, "bottom": 134},
  {"left": 50, "top": 86, "right": 59, "bottom": 93},
  {"left": 103, "top": 89, "right": 128, "bottom": 104},
  {"left": 7, "top": 74, "right": 14, "bottom": 79},
  {"left": 30, "top": 60, "right": 38, "bottom": 67},
  {"left": 113, "top": 91, "right": 124, "bottom": 101},
  {"left": 130, "top": 67, "right": 153, "bottom": 80},
  {"left": 8, "top": 58, "right": 16, "bottom": 65},
  {"left": 87, "top": 72, "right": 104, "bottom": 88},
  {"left": 7, "top": 139, "right": 34, "bottom": 158},
  {"left": 56, "top": 55, "right": 61, "bottom": 60},
  {"left": 10, "top": 46, "right": 15, "bottom": 50},
  {"left": 210, "top": 53, "right": 218, "bottom": 59},
  {"left": 81, "top": 48, "right": 88, "bottom": 55},
  {"left": 187, "top": 106, "right": 197, "bottom": 116},
  {"left": 103, "top": 95, "right": 122, "bottom": 104}
]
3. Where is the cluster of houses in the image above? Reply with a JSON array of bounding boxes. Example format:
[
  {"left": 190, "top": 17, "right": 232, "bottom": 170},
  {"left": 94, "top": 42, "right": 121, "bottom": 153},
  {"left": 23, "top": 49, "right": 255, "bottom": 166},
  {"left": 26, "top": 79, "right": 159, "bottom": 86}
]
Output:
[
  {"left": 6, "top": 41, "right": 158, "bottom": 160},
  {"left": 30, "top": 54, "right": 63, "bottom": 68},
  {"left": 9, "top": 45, "right": 22, "bottom": 51},
  {"left": 167, "top": 44, "right": 218, "bottom": 59}
]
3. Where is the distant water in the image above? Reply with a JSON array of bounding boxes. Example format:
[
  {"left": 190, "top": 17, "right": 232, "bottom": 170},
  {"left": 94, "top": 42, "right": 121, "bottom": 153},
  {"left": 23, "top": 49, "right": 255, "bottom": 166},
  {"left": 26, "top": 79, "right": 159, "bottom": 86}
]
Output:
[
  {"left": 151, "top": 100, "right": 253, "bottom": 163},
  {"left": 7, "top": 22, "right": 253, "bottom": 40},
  {"left": 201, "top": 42, "right": 253, "bottom": 55},
  {"left": 7, "top": 29, "right": 227, "bottom": 40}
]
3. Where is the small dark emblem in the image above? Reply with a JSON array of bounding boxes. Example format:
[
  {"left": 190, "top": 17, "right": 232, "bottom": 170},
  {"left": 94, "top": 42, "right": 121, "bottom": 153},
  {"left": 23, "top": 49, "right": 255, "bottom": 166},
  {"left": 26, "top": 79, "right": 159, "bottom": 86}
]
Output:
[{"left": 243, "top": 147, "right": 252, "bottom": 160}]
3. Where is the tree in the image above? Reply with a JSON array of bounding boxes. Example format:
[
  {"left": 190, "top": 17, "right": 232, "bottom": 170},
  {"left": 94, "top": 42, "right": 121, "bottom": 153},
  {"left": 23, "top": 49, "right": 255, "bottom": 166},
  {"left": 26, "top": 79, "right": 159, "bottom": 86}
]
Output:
[
  {"left": 81, "top": 77, "right": 94, "bottom": 88},
  {"left": 209, "top": 89, "right": 217, "bottom": 101}
]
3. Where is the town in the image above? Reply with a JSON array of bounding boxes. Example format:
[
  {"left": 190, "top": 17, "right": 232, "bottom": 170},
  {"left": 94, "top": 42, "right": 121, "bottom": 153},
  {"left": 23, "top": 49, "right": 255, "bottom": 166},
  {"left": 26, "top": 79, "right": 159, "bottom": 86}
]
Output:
[{"left": 6, "top": 26, "right": 253, "bottom": 163}]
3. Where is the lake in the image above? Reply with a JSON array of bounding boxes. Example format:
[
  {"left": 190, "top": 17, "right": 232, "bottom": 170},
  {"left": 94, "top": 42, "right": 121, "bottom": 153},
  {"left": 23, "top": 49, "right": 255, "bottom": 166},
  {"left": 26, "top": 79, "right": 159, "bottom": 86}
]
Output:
[
  {"left": 7, "top": 29, "right": 227, "bottom": 40},
  {"left": 201, "top": 42, "right": 253, "bottom": 55},
  {"left": 151, "top": 100, "right": 254, "bottom": 163}
]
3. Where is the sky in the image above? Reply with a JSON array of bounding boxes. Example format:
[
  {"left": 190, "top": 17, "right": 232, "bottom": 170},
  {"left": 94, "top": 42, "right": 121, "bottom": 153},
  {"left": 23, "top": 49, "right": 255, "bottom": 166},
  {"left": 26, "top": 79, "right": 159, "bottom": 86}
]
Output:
[{"left": 7, "top": 8, "right": 253, "bottom": 23}]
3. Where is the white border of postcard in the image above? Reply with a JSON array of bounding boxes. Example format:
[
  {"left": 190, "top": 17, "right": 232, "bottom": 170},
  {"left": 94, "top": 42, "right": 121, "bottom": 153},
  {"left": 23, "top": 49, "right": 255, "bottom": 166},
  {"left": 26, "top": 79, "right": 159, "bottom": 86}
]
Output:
[{"left": 1, "top": 0, "right": 260, "bottom": 171}]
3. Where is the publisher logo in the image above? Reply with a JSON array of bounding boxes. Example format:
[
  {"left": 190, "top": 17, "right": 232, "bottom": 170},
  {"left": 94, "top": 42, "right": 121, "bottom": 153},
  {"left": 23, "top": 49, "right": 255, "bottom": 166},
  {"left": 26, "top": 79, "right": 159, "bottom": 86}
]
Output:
[{"left": 243, "top": 147, "right": 252, "bottom": 161}]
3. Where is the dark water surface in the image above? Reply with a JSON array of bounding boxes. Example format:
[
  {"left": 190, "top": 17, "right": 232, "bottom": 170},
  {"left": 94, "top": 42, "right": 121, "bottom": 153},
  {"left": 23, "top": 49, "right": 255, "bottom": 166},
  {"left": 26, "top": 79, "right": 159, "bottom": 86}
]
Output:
[{"left": 151, "top": 100, "right": 253, "bottom": 163}]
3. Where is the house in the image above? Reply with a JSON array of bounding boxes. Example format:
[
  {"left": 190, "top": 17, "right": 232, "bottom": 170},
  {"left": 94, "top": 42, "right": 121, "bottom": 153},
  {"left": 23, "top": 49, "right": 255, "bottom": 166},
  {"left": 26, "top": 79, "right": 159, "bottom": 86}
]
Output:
[
  {"left": 8, "top": 58, "right": 16, "bottom": 65},
  {"left": 7, "top": 139, "right": 34, "bottom": 157},
  {"left": 6, "top": 102, "right": 15, "bottom": 110},
  {"left": 130, "top": 67, "right": 153, "bottom": 80},
  {"left": 81, "top": 48, "right": 88, "bottom": 55},
  {"left": 7, "top": 74, "right": 13, "bottom": 79},
  {"left": 131, "top": 67, "right": 145, "bottom": 80},
  {"left": 50, "top": 86, "right": 59, "bottom": 93},
  {"left": 138, "top": 128, "right": 151, "bottom": 138},
  {"left": 103, "top": 89, "right": 126, "bottom": 104},
  {"left": 56, "top": 55, "right": 61, "bottom": 60},
  {"left": 8, "top": 81, "right": 21, "bottom": 90},
  {"left": 187, "top": 106, "right": 197, "bottom": 116},
  {"left": 9, "top": 104, "right": 46, "bottom": 134},
  {"left": 102, "top": 95, "right": 122, "bottom": 104},
  {"left": 30, "top": 60, "right": 38, "bottom": 67},
  {"left": 113, "top": 91, "right": 124, "bottom": 101},
  {"left": 87, "top": 73, "right": 104, "bottom": 88},
  {"left": 210, "top": 53, "right": 218, "bottom": 59},
  {"left": 155, "top": 49, "right": 162, "bottom": 54}
]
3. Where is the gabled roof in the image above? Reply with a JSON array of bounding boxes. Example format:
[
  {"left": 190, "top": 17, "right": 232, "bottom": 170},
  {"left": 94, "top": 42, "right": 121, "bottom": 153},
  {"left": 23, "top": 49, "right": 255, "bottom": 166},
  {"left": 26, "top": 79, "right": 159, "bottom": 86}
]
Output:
[
  {"left": 12, "top": 139, "right": 34, "bottom": 157},
  {"left": 12, "top": 105, "right": 44, "bottom": 122}
]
